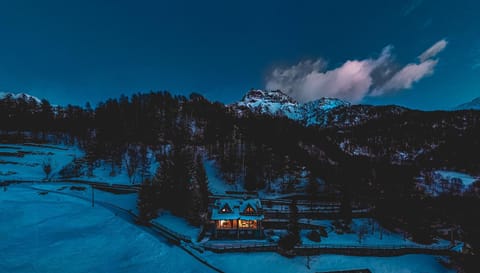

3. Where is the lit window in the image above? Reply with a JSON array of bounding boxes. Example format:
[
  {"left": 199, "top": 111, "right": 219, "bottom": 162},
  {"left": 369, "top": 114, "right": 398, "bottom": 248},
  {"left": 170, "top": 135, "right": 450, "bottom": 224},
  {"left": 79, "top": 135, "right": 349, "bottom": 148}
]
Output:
[
  {"left": 220, "top": 204, "right": 231, "bottom": 213},
  {"left": 218, "top": 220, "right": 233, "bottom": 229},
  {"left": 239, "top": 220, "right": 257, "bottom": 229},
  {"left": 243, "top": 204, "right": 256, "bottom": 215}
]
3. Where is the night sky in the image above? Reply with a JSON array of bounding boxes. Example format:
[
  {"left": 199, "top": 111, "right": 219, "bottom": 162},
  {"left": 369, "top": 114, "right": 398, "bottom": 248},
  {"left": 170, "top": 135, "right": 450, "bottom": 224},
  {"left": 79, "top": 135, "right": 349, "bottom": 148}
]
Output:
[{"left": 0, "top": 0, "right": 479, "bottom": 110}]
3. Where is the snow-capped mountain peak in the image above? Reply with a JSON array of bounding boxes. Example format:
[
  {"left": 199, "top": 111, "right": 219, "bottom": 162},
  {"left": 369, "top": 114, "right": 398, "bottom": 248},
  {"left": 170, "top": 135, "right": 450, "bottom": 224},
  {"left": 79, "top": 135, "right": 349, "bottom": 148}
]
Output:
[
  {"left": 0, "top": 92, "right": 42, "bottom": 104},
  {"left": 229, "top": 89, "right": 350, "bottom": 126},
  {"left": 240, "top": 89, "right": 297, "bottom": 105}
]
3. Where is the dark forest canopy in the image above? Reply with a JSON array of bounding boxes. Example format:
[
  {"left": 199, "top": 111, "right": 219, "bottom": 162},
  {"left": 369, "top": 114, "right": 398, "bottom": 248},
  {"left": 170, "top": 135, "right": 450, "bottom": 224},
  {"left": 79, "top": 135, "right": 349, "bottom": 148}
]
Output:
[
  {"left": 2, "top": 90, "right": 480, "bottom": 175},
  {"left": 2, "top": 91, "right": 480, "bottom": 184}
]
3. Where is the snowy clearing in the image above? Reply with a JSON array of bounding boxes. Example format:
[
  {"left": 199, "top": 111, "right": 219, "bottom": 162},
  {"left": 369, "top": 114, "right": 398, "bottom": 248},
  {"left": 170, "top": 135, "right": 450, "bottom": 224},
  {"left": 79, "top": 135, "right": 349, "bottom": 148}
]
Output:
[
  {"left": 299, "top": 218, "right": 451, "bottom": 248},
  {"left": 203, "top": 251, "right": 453, "bottom": 273},
  {"left": 28, "top": 182, "right": 139, "bottom": 213},
  {"left": 0, "top": 185, "right": 215, "bottom": 273},
  {"left": 0, "top": 143, "right": 83, "bottom": 181},
  {"left": 205, "top": 160, "right": 236, "bottom": 195},
  {"left": 0, "top": 143, "right": 158, "bottom": 185},
  {"left": 0, "top": 183, "right": 454, "bottom": 273}
]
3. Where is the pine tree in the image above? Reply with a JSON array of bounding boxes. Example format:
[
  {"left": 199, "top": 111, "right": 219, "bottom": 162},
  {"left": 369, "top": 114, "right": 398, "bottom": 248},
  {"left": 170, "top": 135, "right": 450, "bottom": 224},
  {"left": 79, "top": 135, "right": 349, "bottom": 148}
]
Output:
[
  {"left": 244, "top": 164, "right": 258, "bottom": 192},
  {"left": 137, "top": 178, "right": 157, "bottom": 224},
  {"left": 306, "top": 172, "right": 319, "bottom": 209},
  {"left": 288, "top": 199, "right": 300, "bottom": 238},
  {"left": 195, "top": 154, "right": 210, "bottom": 213},
  {"left": 340, "top": 190, "right": 353, "bottom": 226},
  {"left": 279, "top": 199, "right": 301, "bottom": 251},
  {"left": 154, "top": 154, "right": 174, "bottom": 210}
]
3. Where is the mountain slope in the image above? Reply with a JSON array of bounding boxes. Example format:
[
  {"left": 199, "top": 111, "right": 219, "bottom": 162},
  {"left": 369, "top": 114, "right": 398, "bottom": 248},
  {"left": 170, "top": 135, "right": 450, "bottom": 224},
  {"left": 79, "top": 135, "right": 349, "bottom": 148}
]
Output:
[
  {"left": 0, "top": 92, "right": 42, "bottom": 103},
  {"left": 454, "top": 97, "right": 480, "bottom": 110}
]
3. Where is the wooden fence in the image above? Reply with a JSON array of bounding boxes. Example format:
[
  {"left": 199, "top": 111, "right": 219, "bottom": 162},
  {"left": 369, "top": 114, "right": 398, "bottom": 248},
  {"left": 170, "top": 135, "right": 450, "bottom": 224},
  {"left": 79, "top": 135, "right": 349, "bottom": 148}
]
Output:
[
  {"left": 202, "top": 241, "right": 459, "bottom": 257},
  {"left": 150, "top": 220, "right": 192, "bottom": 244}
]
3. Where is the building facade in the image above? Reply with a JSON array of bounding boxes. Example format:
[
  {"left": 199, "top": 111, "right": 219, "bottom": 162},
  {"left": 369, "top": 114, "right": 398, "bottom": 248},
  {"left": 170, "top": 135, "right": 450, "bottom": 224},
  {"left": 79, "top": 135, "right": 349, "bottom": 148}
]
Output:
[{"left": 210, "top": 198, "right": 264, "bottom": 239}]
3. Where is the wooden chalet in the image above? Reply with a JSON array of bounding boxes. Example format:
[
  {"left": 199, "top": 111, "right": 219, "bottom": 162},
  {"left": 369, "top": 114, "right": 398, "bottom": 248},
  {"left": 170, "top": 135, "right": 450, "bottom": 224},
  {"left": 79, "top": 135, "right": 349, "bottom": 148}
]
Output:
[{"left": 210, "top": 198, "right": 264, "bottom": 239}]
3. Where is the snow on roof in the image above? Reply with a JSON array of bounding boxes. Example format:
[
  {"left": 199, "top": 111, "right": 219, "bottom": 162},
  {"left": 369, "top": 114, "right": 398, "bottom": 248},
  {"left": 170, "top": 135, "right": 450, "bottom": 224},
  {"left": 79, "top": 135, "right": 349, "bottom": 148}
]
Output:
[
  {"left": 239, "top": 198, "right": 262, "bottom": 212},
  {"left": 211, "top": 198, "right": 263, "bottom": 221}
]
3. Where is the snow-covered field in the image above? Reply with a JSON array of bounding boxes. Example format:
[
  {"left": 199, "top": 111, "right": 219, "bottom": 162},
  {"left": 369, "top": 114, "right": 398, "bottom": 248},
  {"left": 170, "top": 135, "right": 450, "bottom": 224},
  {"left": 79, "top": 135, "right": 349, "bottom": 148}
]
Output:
[
  {"left": 73, "top": 160, "right": 138, "bottom": 185},
  {"left": 0, "top": 183, "right": 455, "bottom": 273},
  {"left": 0, "top": 143, "right": 157, "bottom": 185},
  {"left": 153, "top": 211, "right": 201, "bottom": 241},
  {"left": 0, "top": 144, "right": 83, "bottom": 181},
  {"left": 0, "top": 185, "right": 215, "bottom": 273},
  {"left": 203, "top": 251, "right": 453, "bottom": 273},
  {"left": 29, "top": 182, "right": 139, "bottom": 213},
  {"left": 299, "top": 218, "right": 451, "bottom": 248}
]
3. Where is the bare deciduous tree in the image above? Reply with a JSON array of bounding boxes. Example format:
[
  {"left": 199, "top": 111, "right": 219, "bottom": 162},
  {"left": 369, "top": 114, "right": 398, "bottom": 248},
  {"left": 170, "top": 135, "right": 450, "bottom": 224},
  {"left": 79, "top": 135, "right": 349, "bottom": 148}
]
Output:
[{"left": 42, "top": 158, "right": 53, "bottom": 180}]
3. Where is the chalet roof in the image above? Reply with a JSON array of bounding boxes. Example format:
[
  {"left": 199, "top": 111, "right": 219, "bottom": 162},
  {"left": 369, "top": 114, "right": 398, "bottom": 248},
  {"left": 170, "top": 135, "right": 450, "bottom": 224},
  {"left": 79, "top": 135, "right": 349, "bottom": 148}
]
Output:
[{"left": 211, "top": 198, "right": 264, "bottom": 221}]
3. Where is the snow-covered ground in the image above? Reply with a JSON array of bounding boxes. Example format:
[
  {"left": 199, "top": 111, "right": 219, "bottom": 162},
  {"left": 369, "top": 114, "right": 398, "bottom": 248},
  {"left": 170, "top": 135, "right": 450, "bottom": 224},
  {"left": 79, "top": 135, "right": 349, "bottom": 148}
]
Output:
[
  {"left": 0, "top": 144, "right": 83, "bottom": 181},
  {"left": 435, "top": 170, "right": 477, "bottom": 187},
  {"left": 205, "top": 160, "right": 236, "bottom": 195},
  {"left": 153, "top": 210, "right": 201, "bottom": 241},
  {"left": 0, "top": 184, "right": 215, "bottom": 273},
  {"left": 73, "top": 160, "right": 142, "bottom": 185},
  {"left": 298, "top": 218, "right": 451, "bottom": 248},
  {"left": 154, "top": 213, "right": 453, "bottom": 272},
  {"left": 0, "top": 183, "right": 454, "bottom": 273},
  {"left": 203, "top": 251, "right": 453, "bottom": 273},
  {"left": 0, "top": 143, "right": 157, "bottom": 185},
  {"left": 28, "top": 182, "right": 138, "bottom": 213},
  {"left": 205, "top": 158, "right": 315, "bottom": 199},
  {"left": 417, "top": 170, "right": 479, "bottom": 196},
  {"left": 74, "top": 148, "right": 158, "bottom": 185}
]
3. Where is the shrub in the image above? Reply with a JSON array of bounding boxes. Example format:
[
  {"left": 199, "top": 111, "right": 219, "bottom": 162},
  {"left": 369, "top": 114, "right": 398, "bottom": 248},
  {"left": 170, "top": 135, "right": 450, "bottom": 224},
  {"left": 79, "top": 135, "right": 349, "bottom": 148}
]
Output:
[
  {"left": 278, "top": 232, "right": 300, "bottom": 250},
  {"left": 42, "top": 159, "right": 52, "bottom": 180},
  {"left": 318, "top": 227, "right": 328, "bottom": 237},
  {"left": 307, "top": 230, "right": 321, "bottom": 242}
]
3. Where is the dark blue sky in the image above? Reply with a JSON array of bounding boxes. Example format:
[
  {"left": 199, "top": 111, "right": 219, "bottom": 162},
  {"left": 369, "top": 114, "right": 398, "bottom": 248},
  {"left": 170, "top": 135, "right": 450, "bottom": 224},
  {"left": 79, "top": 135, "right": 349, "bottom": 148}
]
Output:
[{"left": 0, "top": 0, "right": 479, "bottom": 109}]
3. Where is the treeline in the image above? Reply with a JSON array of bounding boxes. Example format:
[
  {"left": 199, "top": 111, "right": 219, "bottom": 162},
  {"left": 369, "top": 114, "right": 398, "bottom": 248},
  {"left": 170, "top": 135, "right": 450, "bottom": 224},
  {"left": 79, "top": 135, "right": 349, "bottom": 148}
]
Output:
[{"left": 0, "top": 93, "right": 93, "bottom": 140}]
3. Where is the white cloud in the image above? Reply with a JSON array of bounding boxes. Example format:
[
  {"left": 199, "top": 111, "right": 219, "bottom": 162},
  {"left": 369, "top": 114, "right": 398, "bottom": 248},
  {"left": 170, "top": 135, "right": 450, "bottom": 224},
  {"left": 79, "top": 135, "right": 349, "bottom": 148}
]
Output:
[
  {"left": 372, "top": 59, "right": 437, "bottom": 96},
  {"left": 265, "top": 39, "right": 447, "bottom": 103},
  {"left": 419, "top": 39, "right": 448, "bottom": 62}
]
